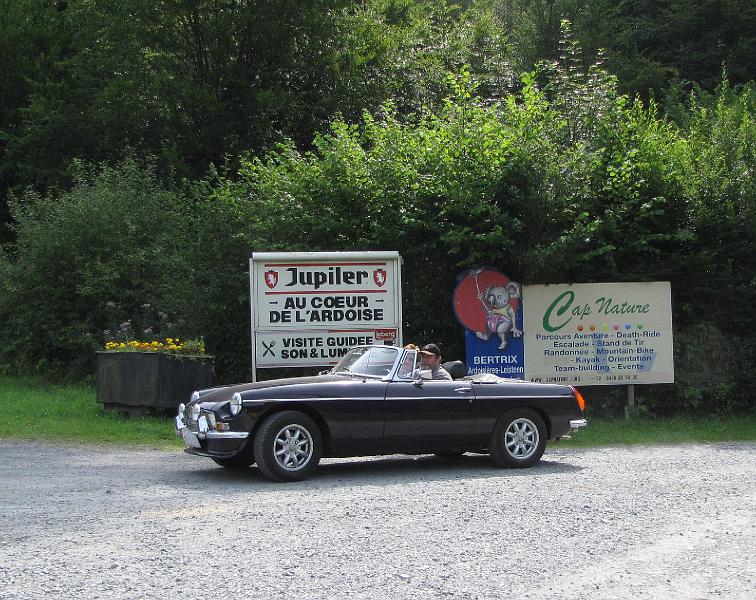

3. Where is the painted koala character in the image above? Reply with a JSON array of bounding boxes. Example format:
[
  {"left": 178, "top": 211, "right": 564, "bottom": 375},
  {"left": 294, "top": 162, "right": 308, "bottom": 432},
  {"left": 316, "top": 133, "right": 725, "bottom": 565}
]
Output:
[{"left": 475, "top": 282, "right": 522, "bottom": 349}]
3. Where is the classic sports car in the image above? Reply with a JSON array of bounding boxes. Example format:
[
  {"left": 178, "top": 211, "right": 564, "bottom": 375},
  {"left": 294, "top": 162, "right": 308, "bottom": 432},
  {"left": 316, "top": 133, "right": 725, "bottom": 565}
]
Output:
[{"left": 175, "top": 345, "right": 587, "bottom": 482}]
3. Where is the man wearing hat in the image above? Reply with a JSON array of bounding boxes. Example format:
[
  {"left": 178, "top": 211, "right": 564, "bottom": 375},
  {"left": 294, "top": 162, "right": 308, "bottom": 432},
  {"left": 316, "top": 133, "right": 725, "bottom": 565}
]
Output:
[{"left": 418, "top": 343, "right": 453, "bottom": 380}]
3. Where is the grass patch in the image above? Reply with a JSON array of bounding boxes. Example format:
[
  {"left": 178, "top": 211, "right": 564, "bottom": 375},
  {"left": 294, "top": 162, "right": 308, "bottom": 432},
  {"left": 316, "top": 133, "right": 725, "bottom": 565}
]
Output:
[
  {"left": 565, "top": 414, "right": 756, "bottom": 447},
  {"left": 0, "top": 375, "right": 182, "bottom": 448},
  {"left": 0, "top": 375, "right": 754, "bottom": 449}
]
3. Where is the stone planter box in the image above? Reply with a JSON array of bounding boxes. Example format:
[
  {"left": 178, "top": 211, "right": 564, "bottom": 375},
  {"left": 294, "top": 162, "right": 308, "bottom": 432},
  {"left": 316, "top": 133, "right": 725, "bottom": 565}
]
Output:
[{"left": 96, "top": 351, "right": 214, "bottom": 416}]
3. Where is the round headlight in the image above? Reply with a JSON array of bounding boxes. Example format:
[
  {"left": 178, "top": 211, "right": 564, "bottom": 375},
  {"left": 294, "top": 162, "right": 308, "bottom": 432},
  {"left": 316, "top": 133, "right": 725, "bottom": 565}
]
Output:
[
  {"left": 189, "top": 404, "right": 200, "bottom": 420},
  {"left": 178, "top": 403, "right": 186, "bottom": 417},
  {"left": 230, "top": 392, "right": 242, "bottom": 416}
]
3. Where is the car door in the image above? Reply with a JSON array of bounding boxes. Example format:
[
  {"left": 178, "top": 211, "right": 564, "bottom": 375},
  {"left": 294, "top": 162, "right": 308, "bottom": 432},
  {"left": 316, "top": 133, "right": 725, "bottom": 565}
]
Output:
[
  {"left": 382, "top": 377, "right": 478, "bottom": 452},
  {"left": 318, "top": 378, "right": 390, "bottom": 457}
]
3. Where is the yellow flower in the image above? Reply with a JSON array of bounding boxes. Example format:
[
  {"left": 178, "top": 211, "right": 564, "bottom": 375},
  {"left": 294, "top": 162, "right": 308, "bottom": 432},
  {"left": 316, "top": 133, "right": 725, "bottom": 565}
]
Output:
[
  {"left": 151, "top": 341, "right": 158, "bottom": 347},
  {"left": 167, "top": 338, "right": 174, "bottom": 344}
]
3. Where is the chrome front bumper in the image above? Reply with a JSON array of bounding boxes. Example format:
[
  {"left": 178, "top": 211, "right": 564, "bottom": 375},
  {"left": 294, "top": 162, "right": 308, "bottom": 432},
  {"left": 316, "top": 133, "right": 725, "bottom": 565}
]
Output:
[
  {"left": 174, "top": 412, "right": 250, "bottom": 449},
  {"left": 569, "top": 419, "right": 588, "bottom": 431}
]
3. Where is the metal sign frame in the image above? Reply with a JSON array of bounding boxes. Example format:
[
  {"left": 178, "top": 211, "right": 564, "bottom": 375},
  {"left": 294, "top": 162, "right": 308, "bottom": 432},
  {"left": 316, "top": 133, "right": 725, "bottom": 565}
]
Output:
[{"left": 249, "top": 251, "right": 403, "bottom": 381}]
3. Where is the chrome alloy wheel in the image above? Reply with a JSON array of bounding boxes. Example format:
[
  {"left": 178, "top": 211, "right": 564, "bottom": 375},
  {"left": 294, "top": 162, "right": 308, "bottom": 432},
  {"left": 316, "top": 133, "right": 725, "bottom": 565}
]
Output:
[
  {"left": 273, "top": 424, "right": 314, "bottom": 471},
  {"left": 504, "top": 418, "right": 539, "bottom": 460}
]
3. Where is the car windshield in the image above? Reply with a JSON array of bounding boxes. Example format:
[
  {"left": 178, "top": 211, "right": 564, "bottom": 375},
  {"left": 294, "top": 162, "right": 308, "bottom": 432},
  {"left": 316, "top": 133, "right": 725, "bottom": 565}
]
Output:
[{"left": 332, "top": 346, "right": 400, "bottom": 378}]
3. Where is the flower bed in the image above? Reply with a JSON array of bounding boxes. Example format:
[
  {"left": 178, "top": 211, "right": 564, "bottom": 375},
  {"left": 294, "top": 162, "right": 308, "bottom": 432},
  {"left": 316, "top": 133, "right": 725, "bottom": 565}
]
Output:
[
  {"left": 97, "top": 338, "right": 213, "bottom": 416},
  {"left": 103, "top": 337, "right": 205, "bottom": 355}
]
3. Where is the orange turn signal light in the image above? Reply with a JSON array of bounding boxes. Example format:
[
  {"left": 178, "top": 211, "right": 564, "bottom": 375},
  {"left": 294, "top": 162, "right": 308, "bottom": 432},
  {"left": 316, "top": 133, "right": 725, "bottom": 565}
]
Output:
[{"left": 571, "top": 386, "right": 586, "bottom": 412}]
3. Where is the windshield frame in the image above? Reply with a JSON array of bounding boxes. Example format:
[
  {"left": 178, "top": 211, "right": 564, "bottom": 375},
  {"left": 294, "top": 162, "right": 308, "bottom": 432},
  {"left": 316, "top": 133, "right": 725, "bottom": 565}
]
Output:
[
  {"left": 330, "top": 345, "right": 402, "bottom": 380},
  {"left": 394, "top": 349, "right": 419, "bottom": 380}
]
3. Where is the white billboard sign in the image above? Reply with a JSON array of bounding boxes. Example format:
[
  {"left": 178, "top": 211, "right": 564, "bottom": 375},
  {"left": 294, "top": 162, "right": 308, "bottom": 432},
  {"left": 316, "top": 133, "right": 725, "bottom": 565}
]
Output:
[
  {"left": 523, "top": 282, "right": 674, "bottom": 386},
  {"left": 250, "top": 252, "right": 402, "bottom": 374}
]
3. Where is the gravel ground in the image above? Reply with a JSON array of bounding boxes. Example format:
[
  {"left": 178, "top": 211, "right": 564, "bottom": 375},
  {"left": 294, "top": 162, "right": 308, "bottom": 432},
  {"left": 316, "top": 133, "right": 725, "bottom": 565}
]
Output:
[{"left": 1, "top": 440, "right": 754, "bottom": 600}]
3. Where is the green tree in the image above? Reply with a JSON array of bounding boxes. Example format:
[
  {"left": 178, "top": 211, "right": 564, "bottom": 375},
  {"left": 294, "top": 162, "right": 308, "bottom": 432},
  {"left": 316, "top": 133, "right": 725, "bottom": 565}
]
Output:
[{"left": 1, "top": 0, "right": 523, "bottom": 235}]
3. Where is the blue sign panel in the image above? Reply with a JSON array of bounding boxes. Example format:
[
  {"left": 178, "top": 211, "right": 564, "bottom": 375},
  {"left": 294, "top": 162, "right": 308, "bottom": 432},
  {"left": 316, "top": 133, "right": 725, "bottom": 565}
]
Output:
[{"left": 452, "top": 268, "right": 526, "bottom": 379}]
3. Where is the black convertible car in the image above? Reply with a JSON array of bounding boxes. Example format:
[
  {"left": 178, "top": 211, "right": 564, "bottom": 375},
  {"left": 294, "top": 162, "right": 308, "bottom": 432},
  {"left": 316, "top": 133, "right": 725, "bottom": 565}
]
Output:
[{"left": 175, "top": 345, "right": 587, "bottom": 481}]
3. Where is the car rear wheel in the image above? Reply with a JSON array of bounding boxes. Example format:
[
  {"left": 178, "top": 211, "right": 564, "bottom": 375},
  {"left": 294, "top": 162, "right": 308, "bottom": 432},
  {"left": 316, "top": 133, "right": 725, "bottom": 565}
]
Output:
[
  {"left": 490, "top": 408, "right": 546, "bottom": 468},
  {"left": 254, "top": 411, "right": 322, "bottom": 482}
]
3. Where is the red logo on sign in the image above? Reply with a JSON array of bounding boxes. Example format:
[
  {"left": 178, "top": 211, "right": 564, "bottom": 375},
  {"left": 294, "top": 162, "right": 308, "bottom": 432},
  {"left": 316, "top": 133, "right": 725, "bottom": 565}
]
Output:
[
  {"left": 373, "top": 268, "right": 387, "bottom": 287},
  {"left": 375, "top": 328, "right": 397, "bottom": 340},
  {"left": 264, "top": 270, "right": 278, "bottom": 289}
]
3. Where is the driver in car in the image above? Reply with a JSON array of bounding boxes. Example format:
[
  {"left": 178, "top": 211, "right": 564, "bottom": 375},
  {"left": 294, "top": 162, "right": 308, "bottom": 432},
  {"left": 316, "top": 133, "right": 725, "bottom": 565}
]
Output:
[{"left": 418, "top": 343, "right": 452, "bottom": 380}]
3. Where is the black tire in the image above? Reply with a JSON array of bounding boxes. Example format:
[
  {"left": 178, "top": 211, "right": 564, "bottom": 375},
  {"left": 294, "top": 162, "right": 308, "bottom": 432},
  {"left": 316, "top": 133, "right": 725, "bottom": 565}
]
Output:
[
  {"left": 253, "top": 411, "right": 322, "bottom": 482},
  {"left": 434, "top": 451, "right": 466, "bottom": 459},
  {"left": 489, "top": 408, "right": 546, "bottom": 468},
  {"left": 212, "top": 440, "right": 255, "bottom": 469}
]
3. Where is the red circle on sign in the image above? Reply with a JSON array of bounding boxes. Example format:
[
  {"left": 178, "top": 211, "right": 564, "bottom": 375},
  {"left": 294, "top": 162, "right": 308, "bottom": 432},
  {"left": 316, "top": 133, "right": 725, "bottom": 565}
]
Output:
[{"left": 452, "top": 268, "right": 519, "bottom": 333}]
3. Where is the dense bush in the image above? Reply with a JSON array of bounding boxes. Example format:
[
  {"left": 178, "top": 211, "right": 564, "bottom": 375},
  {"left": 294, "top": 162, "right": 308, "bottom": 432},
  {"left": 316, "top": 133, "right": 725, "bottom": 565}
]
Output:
[{"left": 0, "top": 160, "right": 186, "bottom": 378}]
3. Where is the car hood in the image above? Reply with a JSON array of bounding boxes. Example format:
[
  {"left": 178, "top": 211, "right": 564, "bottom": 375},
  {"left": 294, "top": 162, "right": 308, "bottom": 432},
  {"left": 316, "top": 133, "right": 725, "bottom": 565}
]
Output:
[{"left": 194, "top": 375, "right": 348, "bottom": 404}]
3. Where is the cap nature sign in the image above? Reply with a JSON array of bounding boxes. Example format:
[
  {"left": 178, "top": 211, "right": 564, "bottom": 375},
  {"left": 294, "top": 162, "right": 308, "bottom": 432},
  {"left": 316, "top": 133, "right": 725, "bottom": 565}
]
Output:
[
  {"left": 523, "top": 282, "right": 674, "bottom": 386},
  {"left": 250, "top": 252, "right": 403, "bottom": 379}
]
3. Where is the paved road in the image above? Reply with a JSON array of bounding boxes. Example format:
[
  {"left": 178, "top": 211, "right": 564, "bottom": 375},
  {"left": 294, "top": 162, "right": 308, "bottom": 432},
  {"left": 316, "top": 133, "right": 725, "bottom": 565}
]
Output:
[{"left": 1, "top": 441, "right": 754, "bottom": 599}]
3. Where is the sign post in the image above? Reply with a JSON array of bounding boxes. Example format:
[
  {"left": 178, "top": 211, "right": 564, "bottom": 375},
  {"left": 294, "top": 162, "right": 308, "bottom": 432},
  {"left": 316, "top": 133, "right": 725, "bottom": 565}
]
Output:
[
  {"left": 626, "top": 385, "right": 635, "bottom": 420},
  {"left": 250, "top": 252, "right": 402, "bottom": 381}
]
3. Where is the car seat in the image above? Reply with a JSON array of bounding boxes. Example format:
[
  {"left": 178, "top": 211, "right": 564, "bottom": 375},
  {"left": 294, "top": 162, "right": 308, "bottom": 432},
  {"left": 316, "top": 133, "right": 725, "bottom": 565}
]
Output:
[{"left": 442, "top": 360, "right": 466, "bottom": 380}]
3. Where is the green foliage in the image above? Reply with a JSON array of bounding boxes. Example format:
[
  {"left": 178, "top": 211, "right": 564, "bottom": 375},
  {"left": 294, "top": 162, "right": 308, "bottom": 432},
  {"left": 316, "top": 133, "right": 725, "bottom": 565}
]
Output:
[
  {"left": 566, "top": 415, "right": 756, "bottom": 447},
  {"left": 498, "top": 1, "right": 756, "bottom": 97},
  {"left": 0, "top": 374, "right": 180, "bottom": 447},
  {"left": 0, "top": 24, "right": 753, "bottom": 414},
  {"left": 672, "top": 80, "right": 756, "bottom": 412},
  {"left": 185, "top": 54, "right": 692, "bottom": 370},
  {"left": 2, "top": 1, "right": 752, "bottom": 242},
  {"left": 0, "top": 0, "right": 520, "bottom": 222},
  {"left": 0, "top": 159, "right": 187, "bottom": 378}
]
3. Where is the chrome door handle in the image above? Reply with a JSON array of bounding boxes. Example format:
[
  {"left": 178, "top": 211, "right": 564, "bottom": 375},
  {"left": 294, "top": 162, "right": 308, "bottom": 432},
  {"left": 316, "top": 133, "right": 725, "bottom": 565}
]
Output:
[{"left": 454, "top": 387, "right": 470, "bottom": 393}]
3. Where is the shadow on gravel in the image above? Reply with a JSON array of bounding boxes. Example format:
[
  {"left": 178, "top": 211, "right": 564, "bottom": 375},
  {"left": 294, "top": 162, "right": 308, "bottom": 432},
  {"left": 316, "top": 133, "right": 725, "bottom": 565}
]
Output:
[{"left": 172, "top": 453, "right": 583, "bottom": 490}]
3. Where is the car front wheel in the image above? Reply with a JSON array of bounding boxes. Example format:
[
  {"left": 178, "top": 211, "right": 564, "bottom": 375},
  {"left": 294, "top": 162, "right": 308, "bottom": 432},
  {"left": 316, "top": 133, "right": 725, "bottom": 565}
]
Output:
[
  {"left": 490, "top": 408, "right": 546, "bottom": 468},
  {"left": 253, "top": 411, "right": 322, "bottom": 482}
]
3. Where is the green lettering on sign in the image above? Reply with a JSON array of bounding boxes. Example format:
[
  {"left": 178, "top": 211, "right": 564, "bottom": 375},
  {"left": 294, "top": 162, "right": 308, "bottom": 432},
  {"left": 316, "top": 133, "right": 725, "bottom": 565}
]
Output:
[{"left": 543, "top": 291, "right": 574, "bottom": 332}]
